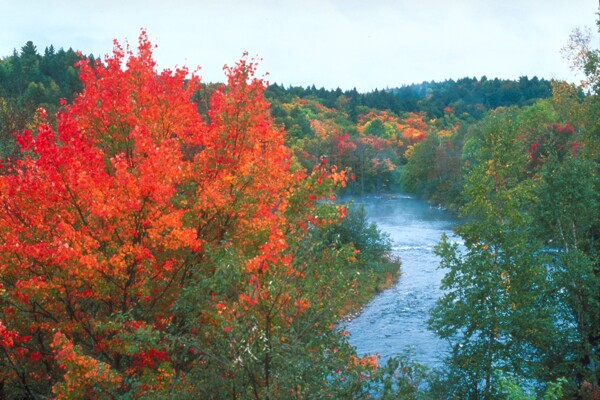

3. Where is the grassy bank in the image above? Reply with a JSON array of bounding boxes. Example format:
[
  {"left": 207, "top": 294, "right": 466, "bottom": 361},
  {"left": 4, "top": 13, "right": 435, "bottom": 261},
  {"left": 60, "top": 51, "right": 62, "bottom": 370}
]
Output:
[{"left": 339, "top": 254, "right": 402, "bottom": 321}]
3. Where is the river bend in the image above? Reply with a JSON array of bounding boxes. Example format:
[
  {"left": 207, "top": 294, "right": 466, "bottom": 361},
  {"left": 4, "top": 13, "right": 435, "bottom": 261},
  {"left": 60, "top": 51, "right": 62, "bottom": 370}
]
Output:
[{"left": 343, "top": 195, "right": 458, "bottom": 369}]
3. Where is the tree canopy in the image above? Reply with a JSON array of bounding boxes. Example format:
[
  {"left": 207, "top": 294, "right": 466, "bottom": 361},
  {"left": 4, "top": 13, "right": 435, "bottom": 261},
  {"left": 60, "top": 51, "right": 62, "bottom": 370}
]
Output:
[{"left": 0, "top": 32, "right": 401, "bottom": 399}]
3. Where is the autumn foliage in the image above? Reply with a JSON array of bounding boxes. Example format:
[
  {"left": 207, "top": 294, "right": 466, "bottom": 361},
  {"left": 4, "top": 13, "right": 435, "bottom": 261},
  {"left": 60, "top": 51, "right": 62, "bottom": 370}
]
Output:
[{"left": 0, "top": 32, "right": 372, "bottom": 398}]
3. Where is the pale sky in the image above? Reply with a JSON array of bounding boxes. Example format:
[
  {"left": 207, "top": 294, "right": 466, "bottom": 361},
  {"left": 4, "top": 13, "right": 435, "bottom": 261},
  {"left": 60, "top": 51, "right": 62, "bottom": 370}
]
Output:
[{"left": 1, "top": 0, "right": 598, "bottom": 92}]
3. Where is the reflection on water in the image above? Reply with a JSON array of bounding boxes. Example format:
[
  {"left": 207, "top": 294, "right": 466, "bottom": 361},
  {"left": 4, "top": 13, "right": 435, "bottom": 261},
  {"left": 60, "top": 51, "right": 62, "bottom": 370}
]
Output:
[{"left": 341, "top": 195, "right": 458, "bottom": 369}]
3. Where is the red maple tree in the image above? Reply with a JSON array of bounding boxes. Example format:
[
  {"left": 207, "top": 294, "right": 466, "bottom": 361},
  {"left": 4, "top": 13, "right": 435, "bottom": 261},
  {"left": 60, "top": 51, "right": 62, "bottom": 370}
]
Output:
[{"left": 0, "top": 31, "right": 371, "bottom": 398}]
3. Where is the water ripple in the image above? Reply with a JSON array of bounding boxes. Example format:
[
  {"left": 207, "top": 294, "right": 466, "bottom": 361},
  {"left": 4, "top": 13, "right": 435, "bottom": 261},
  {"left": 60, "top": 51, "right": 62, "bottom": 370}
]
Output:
[{"left": 343, "top": 195, "right": 457, "bottom": 368}]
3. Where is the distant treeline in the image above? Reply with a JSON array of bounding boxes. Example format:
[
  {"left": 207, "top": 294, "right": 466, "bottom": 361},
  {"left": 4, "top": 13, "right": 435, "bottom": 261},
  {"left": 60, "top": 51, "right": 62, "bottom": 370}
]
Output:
[
  {"left": 266, "top": 75, "right": 552, "bottom": 119},
  {"left": 0, "top": 41, "right": 93, "bottom": 157},
  {"left": 0, "top": 41, "right": 555, "bottom": 131},
  {"left": 1, "top": 40, "right": 554, "bottom": 203}
]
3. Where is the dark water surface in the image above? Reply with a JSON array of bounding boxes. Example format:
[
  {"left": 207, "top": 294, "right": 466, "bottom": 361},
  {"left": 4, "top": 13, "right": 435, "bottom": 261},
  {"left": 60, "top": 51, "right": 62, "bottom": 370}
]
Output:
[{"left": 342, "top": 195, "right": 459, "bottom": 368}]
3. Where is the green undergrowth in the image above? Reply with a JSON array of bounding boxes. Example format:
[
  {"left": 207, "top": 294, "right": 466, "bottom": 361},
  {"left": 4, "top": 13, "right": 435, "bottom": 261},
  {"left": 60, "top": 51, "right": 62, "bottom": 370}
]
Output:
[
  {"left": 340, "top": 254, "right": 401, "bottom": 320},
  {"left": 321, "top": 201, "right": 401, "bottom": 320}
]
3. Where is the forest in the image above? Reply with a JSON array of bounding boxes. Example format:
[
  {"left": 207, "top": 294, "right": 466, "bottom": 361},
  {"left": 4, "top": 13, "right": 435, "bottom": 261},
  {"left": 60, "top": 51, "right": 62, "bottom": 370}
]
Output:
[{"left": 0, "top": 21, "right": 597, "bottom": 400}]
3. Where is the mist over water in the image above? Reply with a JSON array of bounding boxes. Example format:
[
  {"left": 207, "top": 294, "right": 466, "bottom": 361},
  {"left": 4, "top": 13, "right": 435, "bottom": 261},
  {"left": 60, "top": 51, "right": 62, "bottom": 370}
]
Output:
[{"left": 342, "top": 195, "right": 459, "bottom": 369}]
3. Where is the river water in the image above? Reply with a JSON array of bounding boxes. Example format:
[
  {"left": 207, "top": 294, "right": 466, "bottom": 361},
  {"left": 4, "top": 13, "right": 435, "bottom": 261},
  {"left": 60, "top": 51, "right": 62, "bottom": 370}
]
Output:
[{"left": 342, "top": 194, "right": 458, "bottom": 369}]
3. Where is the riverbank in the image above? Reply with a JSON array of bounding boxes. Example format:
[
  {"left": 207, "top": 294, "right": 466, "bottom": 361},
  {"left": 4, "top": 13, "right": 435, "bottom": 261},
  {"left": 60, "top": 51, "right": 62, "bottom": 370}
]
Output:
[
  {"left": 344, "top": 194, "right": 457, "bottom": 368},
  {"left": 338, "top": 254, "right": 401, "bottom": 322}
]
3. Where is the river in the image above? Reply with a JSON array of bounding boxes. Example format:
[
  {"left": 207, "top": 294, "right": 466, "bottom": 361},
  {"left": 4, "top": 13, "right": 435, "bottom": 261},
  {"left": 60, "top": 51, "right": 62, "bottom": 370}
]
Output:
[{"left": 342, "top": 194, "right": 459, "bottom": 370}]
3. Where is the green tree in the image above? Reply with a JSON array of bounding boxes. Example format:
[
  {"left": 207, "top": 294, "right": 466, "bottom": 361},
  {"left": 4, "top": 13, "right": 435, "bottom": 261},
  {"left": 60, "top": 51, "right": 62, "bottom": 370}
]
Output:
[
  {"left": 429, "top": 108, "right": 557, "bottom": 399},
  {"left": 533, "top": 140, "right": 600, "bottom": 389},
  {"left": 363, "top": 118, "right": 386, "bottom": 136}
]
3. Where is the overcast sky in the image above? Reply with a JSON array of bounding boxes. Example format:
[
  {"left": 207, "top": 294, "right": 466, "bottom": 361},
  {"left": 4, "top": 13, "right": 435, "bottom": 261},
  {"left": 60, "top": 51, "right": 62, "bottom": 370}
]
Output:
[{"left": 1, "top": 0, "right": 598, "bottom": 92}]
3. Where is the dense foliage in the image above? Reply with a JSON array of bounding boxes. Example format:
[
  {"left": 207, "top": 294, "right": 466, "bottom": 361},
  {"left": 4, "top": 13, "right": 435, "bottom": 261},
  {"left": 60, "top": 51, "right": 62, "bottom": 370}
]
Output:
[
  {"left": 264, "top": 77, "right": 552, "bottom": 200},
  {"left": 0, "top": 33, "right": 402, "bottom": 399},
  {"left": 1, "top": 40, "right": 554, "bottom": 199},
  {"left": 428, "top": 27, "right": 600, "bottom": 399}
]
